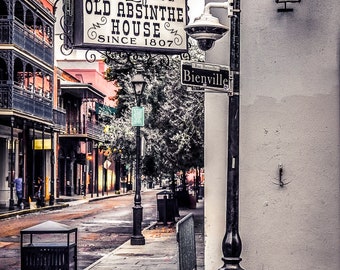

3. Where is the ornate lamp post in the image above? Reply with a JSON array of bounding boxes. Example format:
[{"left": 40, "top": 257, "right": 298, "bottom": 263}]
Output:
[
  {"left": 184, "top": 1, "right": 244, "bottom": 269},
  {"left": 130, "top": 72, "right": 147, "bottom": 245}
]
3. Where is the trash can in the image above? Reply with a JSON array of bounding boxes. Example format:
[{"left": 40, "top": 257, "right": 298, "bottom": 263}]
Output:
[
  {"left": 20, "top": 221, "right": 77, "bottom": 270},
  {"left": 156, "top": 190, "right": 176, "bottom": 224}
]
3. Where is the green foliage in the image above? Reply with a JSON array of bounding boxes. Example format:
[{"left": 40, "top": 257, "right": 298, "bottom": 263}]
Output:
[{"left": 100, "top": 42, "right": 205, "bottom": 180}]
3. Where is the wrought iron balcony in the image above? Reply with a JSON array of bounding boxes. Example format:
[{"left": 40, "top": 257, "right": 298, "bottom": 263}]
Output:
[
  {"left": 0, "top": 18, "right": 53, "bottom": 65},
  {"left": 86, "top": 121, "right": 104, "bottom": 141},
  {"left": 53, "top": 107, "right": 66, "bottom": 132},
  {"left": 0, "top": 82, "right": 53, "bottom": 122},
  {"left": 65, "top": 120, "right": 103, "bottom": 141}
]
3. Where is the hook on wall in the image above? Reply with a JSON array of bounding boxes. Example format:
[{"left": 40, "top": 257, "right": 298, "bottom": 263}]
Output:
[{"left": 273, "top": 164, "right": 291, "bottom": 187}]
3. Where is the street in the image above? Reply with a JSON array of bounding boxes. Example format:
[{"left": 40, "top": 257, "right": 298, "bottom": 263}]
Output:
[{"left": 0, "top": 189, "right": 159, "bottom": 270}]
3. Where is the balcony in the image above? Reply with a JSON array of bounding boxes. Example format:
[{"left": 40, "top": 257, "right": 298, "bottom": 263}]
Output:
[
  {"left": 86, "top": 121, "right": 104, "bottom": 141},
  {"left": 0, "top": 18, "right": 53, "bottom": 65},
  {"left": 65, "top": 120, "right": 103, "bottom": 141},
  {"left": 53, "top": 107, "right": 66, "bottom": 132},
  {"left": 0, "top": 82, "right": 53, "bottom": 122}
]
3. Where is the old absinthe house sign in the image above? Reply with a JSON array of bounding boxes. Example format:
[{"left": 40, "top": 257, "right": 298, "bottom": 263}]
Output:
[{"left": 73, "top": 0, "right": 188, "bottom": 54}]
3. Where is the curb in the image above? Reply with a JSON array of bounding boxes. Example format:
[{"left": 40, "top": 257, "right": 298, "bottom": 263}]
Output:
[
  {"left": 0, "top": 192, "right": 133, "bottom": 220},
  {"left": 0, "top": 203, "right": 69, "bottom": 220}
]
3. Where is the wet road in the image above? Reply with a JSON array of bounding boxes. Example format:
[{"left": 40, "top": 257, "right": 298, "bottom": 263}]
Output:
[{"left": 0, "top": 189, "right": 159, "bottom": 270}]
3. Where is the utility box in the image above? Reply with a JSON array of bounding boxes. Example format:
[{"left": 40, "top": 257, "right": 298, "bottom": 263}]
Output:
[
  {"left": 20, "top": 221, "right": 77, "bottom": 270},
  {"left": 156, "top": 190, "right": 176, "bottom": 224}
]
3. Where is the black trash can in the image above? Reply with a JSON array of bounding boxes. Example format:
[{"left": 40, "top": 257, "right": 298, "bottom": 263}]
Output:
[
  {"left": 20, "top": 221, "right": 77, "bottom": 270},
  {"left": 156, "top": 190, "right": 176, "bottom": 224}
]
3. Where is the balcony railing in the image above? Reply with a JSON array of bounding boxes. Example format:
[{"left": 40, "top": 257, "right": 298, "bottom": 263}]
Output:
[
  {"left": 65, "top": 120, "right": 103, "bottom": 141},
  {"left": 0, "top": 18, "right": 53, "bottom": 65},
  {"left": 0, "top": 82, "right": 53, "bottom": 122},
  {"left": 53, "top": 107, "right": 66, "bottom": 131},
  {"left": 86, "top": 121, "right": 104, "bottom": 141}
]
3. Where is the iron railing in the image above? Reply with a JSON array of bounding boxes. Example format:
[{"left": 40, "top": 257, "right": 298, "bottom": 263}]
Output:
[
  {"left": 53, "top": 107, "right": 66, "bottom": 131},
  {"left": 66, "top": 120, "right": 103, "bottom": 141},
  {"left": 0, "top": 82, "right": 53, "bottom": 121},
  {"left": 86, "top": 121, "right": 103, "bottom": 141},
  {"left": 0, "top": 18, "right": 53, "bottom": 65}
]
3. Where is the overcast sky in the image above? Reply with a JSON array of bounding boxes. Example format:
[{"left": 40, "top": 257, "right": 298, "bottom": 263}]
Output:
[{"left": 187, "top": 0, "right": 204, "bottom": 23}]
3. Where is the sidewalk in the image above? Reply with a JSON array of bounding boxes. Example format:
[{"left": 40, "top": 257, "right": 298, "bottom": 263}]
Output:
[{"left": 84, "top": 199, "right": 204, "bottom": 270}]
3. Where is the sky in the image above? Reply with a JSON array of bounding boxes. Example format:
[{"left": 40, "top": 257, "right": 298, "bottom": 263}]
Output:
[{"left": 187, "top": 0, "right": 204, "bottom": 23}]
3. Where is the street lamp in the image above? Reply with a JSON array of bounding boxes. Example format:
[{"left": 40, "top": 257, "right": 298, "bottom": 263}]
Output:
[
  {"left": 49, "top": 129, "right": 55, "bottom": 205},
  {"left": 130, "top": 71, "right": 147, "bottom": 246},
  {"left": 185, "top": 1, "right": 244, "bottom": 269}
]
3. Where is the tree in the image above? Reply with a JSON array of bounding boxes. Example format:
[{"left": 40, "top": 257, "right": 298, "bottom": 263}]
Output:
[{"left": 100, "top": 42, "right": 205, "bottom": 186}]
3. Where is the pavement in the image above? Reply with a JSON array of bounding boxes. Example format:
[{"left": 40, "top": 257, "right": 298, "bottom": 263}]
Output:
[
  {"left": 84, "top": 199, "right": 204, "bottom": 270},
  {"left": 0, "top": 190, "right": 205, "bottom": 270}
]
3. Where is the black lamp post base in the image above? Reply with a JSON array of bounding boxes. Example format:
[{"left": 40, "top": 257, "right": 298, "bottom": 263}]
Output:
[
  {"left": 131, "top": 205, "right": 145, "bottom": 245},
  {"left": 130, "top": 235, "right": 145, "bottom": 245},
  {"left": 9, "top": 199, "right": 15, "bottom": 210},
  {"left": 219, "top": 257, "right": 244, "bottom": 270},
  {"left": 49, "top": 195, "right": 55, "bottom": 206}
]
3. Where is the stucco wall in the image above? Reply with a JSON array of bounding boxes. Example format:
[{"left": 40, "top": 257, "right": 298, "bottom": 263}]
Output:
[{"left": 204, "top": 0, "right": 340, "bottom": 269}]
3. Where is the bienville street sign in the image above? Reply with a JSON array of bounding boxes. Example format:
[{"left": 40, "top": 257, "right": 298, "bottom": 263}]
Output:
[
  {"left": 181, "top": 61, "right": 230, "bottom": 90},
  {"left": 73, "top": 0, "right": 188, "bottom": 54}
]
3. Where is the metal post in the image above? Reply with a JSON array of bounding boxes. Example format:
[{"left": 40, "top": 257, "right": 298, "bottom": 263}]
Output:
[
  {"left": 49, "top": 129, "right": 55, "bottom": 205},
  {"left": 103, "top": 160, "right": 106, "bottom": 196},
  {"left": 219, "top": 0, "right": 244, "bottom": 269},
  {"left": 9, "top": 116, "right": 15, "bottom": 210},
  {"left": 131, "top": 95, "right": 145, "bottom": 245},
  {"left": 114, "top": 155, "right": 121, "bottom": 194},
  {"left": 32, "top": 123, "right": 36, "bottom": 201},
  {"left": 23, "top": 120, "right": 27, "bottom": 204},
  {"left": 95, "top": 146, "right": 99, "bottom": 197},
  {"left": 42, "top": 126, "right": 46, "bottom": 207}
]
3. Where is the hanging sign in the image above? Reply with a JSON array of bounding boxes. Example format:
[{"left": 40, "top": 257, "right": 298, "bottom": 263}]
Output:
[
  {"left": 103, "top": 160, "right": 112, "bottom": 169},
  {"left": 33, "top": 139, "right": 52, "bottom": 150},
  {"left": 131, "top": 106, "right": 145, "bottom": 126},
  {"left": 73, "top": 0, "right": 188, "bottom": 54}
]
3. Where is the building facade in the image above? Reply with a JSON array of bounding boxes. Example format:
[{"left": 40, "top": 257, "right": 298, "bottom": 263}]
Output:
[
  {"left": 0, "top": 0, "right": 119, "bottom": 208},
  {"left": 204, "top": 0, "right": 340, "bottom": 269},
  {"left": 56, "top": 63, "right": 118, "bottom": 198},
  {"left": 0, "top": 0, "right": 56, "bottom": 209}
]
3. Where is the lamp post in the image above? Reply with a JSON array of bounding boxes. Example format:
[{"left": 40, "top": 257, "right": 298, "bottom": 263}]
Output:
[
  {"left": 130, "top": 72, "right": 147, "bottom": 246},
  {"left": 184, "top": 1, "right": 243, "bottom": 269},
  {"left": 49, "top": 128, "right": 55, "bottom": 205},
  {"left": 9, "top": 116, "right": 15, "bottom": 210}
]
